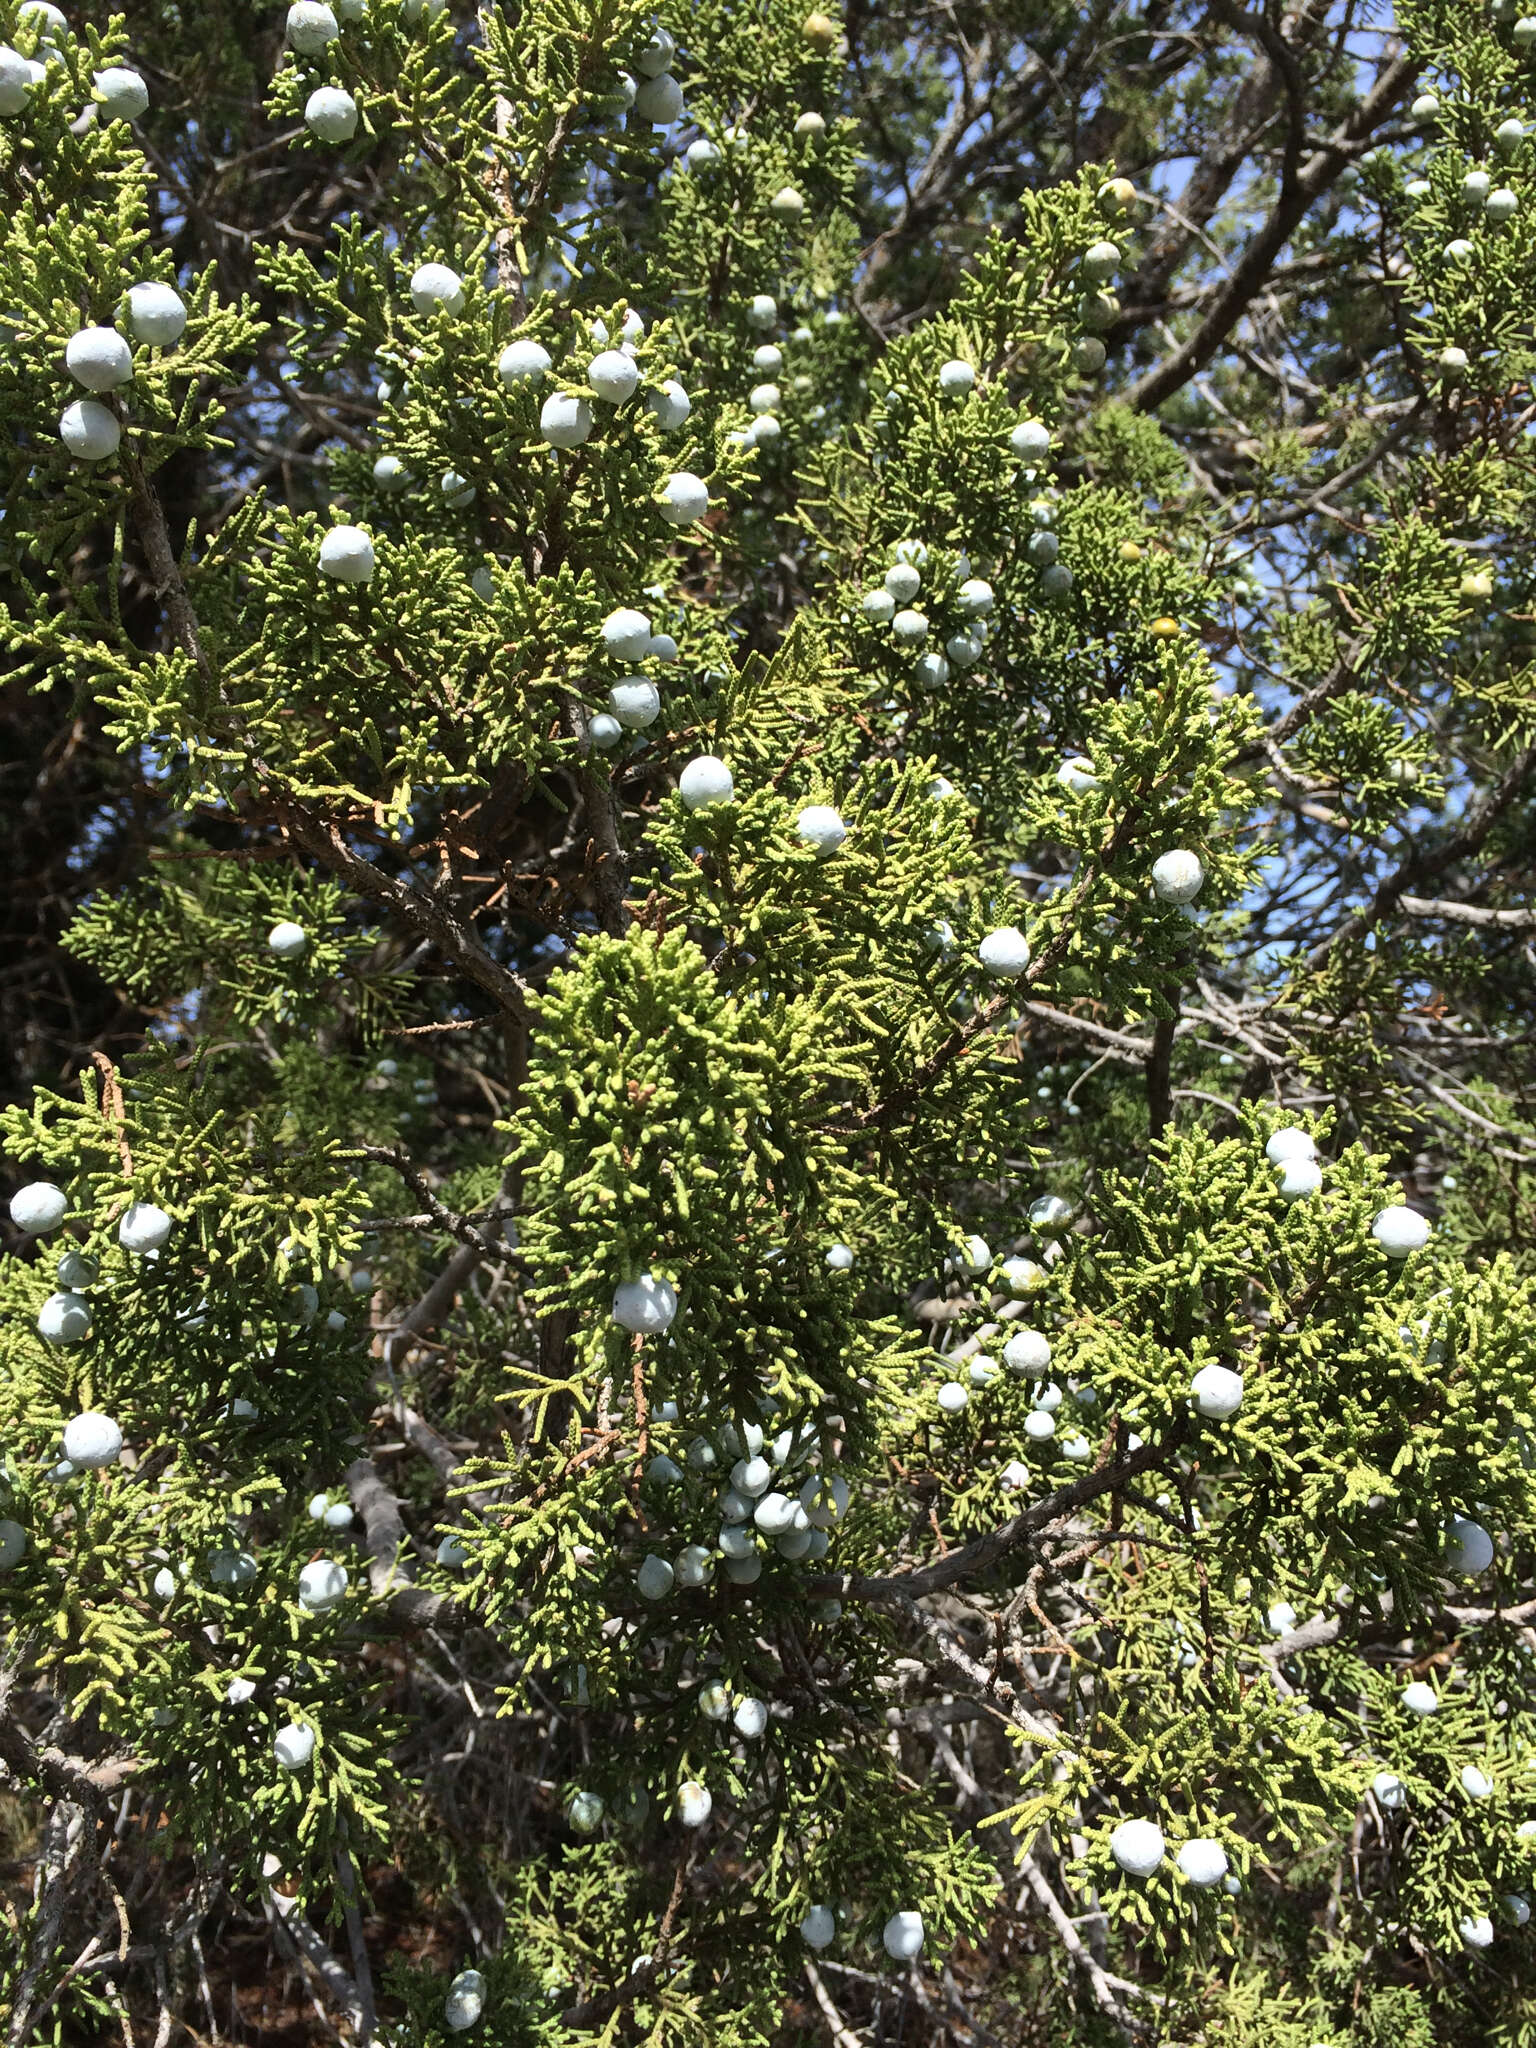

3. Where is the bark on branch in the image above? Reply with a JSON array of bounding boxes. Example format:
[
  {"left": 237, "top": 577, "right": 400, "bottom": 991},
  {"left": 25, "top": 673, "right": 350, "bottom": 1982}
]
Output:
[
  {"left": 1130, "top": 50, "right": 1417, "bottom": 412},
  {"left": 274, "top": 796, "right": 531, "bottom": 1019}
]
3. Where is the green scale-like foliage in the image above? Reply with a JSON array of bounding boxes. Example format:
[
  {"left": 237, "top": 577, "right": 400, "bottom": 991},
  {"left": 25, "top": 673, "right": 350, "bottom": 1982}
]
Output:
[{"left": 7, "top": 0, "right": 1536, "bottom": 2035}]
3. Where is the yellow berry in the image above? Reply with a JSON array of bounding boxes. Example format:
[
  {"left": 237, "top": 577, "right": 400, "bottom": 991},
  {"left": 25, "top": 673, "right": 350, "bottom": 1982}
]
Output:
[
  {"left": 1119, "top": 541, "right": 1143, "bottom": 564},
  {"left": 1148, "top": 615, "right": 1180, "bottom": 640},
  {"left": 1098, "top": 177, "right": 1137, "bottom": 218},
  {"left": 802, "top": 11, "right": 838, "bottom": 52}
]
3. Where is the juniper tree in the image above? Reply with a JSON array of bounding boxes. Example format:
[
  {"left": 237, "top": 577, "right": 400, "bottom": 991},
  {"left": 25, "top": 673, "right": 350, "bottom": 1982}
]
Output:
[{"left": 4, "top": 0, "right": 1536, "bottom": 2042}]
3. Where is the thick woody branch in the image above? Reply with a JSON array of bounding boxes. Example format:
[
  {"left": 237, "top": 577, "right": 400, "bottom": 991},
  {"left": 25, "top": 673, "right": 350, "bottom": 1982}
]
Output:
[
  {"left": 1397, "top": 894, "right": 1536, "bottom": 930},
  {"left": 1146, "top": 1011, "right": 1177, "bottom": 1140},
  {"left": 821, "top": 1425, "right": 1180, "bottom": 1606},
  {"left": 1018, "top": 1853, "right": 1143, "bottom": 2041},
  {"left": 1020, "top": 1001, "right": 1153, "bottom": 1057},
  {"left": 1130, "top": 50, "right": 1417, "bottom": 412},
  {"left": 803, "top": 1961, "right": 866, "bottom": 2048},
  {"left": 376, "top": 1240, "right": 484, "bottom": 1376},
  {"left": 1253, "top": 657, "right": 1359, "bottom": 755},
  {"left": 346, "top": 1454, "right": 461, "bottom": 1630},
  {"left": 265, "top": 1884, "right": 368, "bottom": 2033},
  {"left": 0, "top": 1709, "right": 138, "bottom": 1818},
  {"left": 6, "top": 1798, "right": 89, "bottom": 2048},
  {"left": 122, "top": 443, "right": 213, "bottom": 684},
  {"left": 1116, "top": 24, "right": 1284, "bottom": 317},
  {"left": 1309, "top": 742, "right": 1536, "bottom": 967},
  {"left": 274, "top": 796, "right": 531, "bottom": 1019},
  {"left": 352, "top": 1144, "right": 511, "bottom": 1257}
]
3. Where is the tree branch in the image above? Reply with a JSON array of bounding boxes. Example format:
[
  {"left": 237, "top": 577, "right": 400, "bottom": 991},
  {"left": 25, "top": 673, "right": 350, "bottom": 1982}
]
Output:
[
  {"left": 6, "top": 1799, "right": 89, "bottom": 2048},
  {"left": 1020, "top": 1001, "right": 1153, "bottom": 1056},
  {"left": 1146, "top": 1009, "right": 1177, "bottom": 1139},
  {"left": 274, "top": 797, "right": 532, "bottom": 1019},
  {"left": 1397, "top": 893, "right": 1536, "bottom": 930},
  {"left": 1130, "top": 50, "right": 1417, "bottom": 411},
  {"left": 1308, "top": 742, "right": 1536, "bottom": 968},
  {"left": 804, "top": 1960, "right": 867, "bottom": 2048},
  {"left": 351, "top": 1144, "right": 512, "bottom": 1257},
  {"left": 820, "top": 1425, "right": 1180, "bottom": 1606},
  {"left": 1017, "top": 1852, "right": 1143, "bottom": 2041}
]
